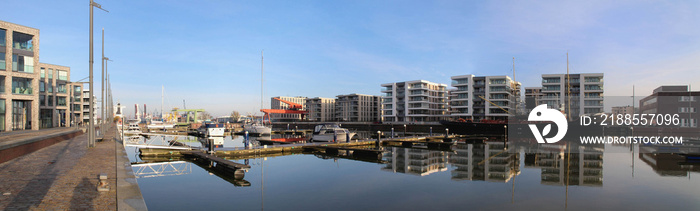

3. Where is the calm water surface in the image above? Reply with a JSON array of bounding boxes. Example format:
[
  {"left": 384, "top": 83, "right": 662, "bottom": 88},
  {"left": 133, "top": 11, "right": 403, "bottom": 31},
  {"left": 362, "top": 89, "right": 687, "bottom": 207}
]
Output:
[{"left": 125, "top": 134, "right": 700, "bottom": 210}]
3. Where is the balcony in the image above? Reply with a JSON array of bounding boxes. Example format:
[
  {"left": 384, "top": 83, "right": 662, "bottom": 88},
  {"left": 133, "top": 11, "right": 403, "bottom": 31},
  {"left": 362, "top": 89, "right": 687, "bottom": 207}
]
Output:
[{"left": 12, "top": 32, "right": 34, "bottom": 51}]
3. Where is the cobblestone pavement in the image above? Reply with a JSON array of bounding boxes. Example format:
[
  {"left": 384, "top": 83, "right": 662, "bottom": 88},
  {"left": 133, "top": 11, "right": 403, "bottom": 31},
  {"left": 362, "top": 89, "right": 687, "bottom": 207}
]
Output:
[{"left": 0, "top": 127, "right": 118, "bottom": 210}]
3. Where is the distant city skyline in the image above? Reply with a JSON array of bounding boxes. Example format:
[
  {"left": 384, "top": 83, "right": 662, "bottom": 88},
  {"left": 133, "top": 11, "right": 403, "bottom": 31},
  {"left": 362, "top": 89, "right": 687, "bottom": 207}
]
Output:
[{"left": 4, "top": 0, "right": 699, "bottom": 117}]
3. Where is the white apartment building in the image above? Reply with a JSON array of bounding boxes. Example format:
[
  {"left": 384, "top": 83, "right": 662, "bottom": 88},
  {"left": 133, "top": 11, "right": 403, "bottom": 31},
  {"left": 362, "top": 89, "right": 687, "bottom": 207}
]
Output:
[
  {"left": 449, "top": 75, "right": 521, "bottom": 121},
  {"left": 524, "top": 87, "right": 543, "bottom": 113},
  {"left": 540, "top": 73, "right": 604, "bottom": 118},
  {"left": 271, "top": 96, "right": 306, "bottom": 122},
  {"left": 382, "top": 148, "right": 449, "bottom": 176},
  {"left": 451, "top": 141, "right": 520, "bottom": 182},
  {"left": 381, "top": 80, "right": 448, "bottom": 122},
  {"left": 306, "top": 97, "right": 335, "bottom": 122},
  {"left": 335, "top": 93, "right": 381, "bottom": 122}
]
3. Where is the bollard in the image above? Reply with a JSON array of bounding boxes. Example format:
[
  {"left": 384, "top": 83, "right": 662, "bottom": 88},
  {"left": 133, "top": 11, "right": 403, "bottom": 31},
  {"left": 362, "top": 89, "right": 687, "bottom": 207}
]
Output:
[
  {"left": 287, "top": 124, "right": 289, "bottom": 130},
  {"left": 404, "top": 124, "right": 407, "bottom": 137},
  {"left": 391, "top": 128, "right": 394, "bottom": 139},
  {"left": 244, "top": 131, "right": 249, "bottom": 148},
  {"left": 445, "top": 128, "right": 449, "bottom": 138},
  {"left": 430, "top": 127, "right": 433, "bottom": 137},
  {"left": 376, "top": 131, "right": 381, "bottom": 148}
]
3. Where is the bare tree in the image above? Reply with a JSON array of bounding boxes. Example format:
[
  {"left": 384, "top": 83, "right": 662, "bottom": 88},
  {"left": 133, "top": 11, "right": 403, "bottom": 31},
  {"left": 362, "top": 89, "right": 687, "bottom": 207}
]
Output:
[{"left": 230, "top": 111, "right": 241, "bottom": 122}]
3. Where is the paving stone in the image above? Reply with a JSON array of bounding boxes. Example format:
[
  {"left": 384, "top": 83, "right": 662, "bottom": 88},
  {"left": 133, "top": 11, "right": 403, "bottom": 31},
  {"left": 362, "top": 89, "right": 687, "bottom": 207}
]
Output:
[{"left": 0, "top": 126, "right": 120, "bottom": 210}]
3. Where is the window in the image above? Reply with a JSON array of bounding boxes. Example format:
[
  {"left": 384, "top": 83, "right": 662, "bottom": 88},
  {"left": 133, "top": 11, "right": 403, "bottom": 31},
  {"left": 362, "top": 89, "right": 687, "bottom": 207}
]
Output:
[
  {"left": 40, "top": 95, "right": 45, "bottom": 106},
  {"left": 0, "top": 29, "right": 5, "bottom": 46},
  {"left": 679, "top": 96, "right": 696, "bottom": 102},
  {"left": 12, "top": 31, "right": 33, "bottom": 51},
  {"left": 0, "top": 53, "right": 5, "bottom": 70},
  {"left": 0, "top": 99, "right": 4, "bottom": 131},
  {"left": 11, "top": 77, "right": 32, "bottom": 95},
  {"left": 41, "top": 68, "right": 45, "bottom": 78},
  {"left": 57, "top": 84, "right": 67, "bottom": 93},
  {"left": 58, "top": 70, "right": 68, "bottom": 81},
  {"left": 57, "top": 97, "right": 67, "bottom": 106},
  {"left": 679, "top": 107, "right": 696, "bottom": 113},
  {"left": 47, "top": 95, "right": 53, "bottom": 106},
  {"left": 40, "top": 81, "right": 45, "bottom": 92},
  {"left": 48, "top": 69, "right": 53, "bottom": 79},
  {"left": 0, "top": 76, "right": 4, "bottom": 93},
  {"left": 12, "top": 54, "right": 33, "bottom": 73}
]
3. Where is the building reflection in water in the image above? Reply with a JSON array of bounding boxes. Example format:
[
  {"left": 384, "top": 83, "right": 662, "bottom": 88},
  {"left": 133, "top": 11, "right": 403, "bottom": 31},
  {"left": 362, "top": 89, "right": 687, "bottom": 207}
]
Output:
[
  {"left": 524, "top": 144, "right": 604, "bottom": 186},
  {"left": 639, "top": 144, "right": 700, "bottom": 177},
  {"left": 451, "top": 141, "right": 520, "bottom": 182},
  {"left": 382, "top": 147, "right": 449, "bottom": 176}
]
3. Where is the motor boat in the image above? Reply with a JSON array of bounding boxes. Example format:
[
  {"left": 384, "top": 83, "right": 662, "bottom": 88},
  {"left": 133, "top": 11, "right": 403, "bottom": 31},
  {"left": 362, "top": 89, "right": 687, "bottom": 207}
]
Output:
[
  {"left": 311, "top": 124, "right": 356, "bottom": 142},
  {"left": 198, "top": 121, "right": 225, "bottom": 137},
  {"left": 147, "top": 120, "right": 175, "bottom": 130},
  {"left": 243, "top": 122, "right": 272, "bottom": 135},
  {"left": 123, "top": 121, "right": 142, "bottom": 135}
]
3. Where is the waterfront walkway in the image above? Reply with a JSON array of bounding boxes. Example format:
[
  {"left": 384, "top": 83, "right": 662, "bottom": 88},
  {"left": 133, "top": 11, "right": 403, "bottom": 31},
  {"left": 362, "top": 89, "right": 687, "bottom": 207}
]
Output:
[{"left": 0, "top": 126, "right": 126, "bottom": 210}]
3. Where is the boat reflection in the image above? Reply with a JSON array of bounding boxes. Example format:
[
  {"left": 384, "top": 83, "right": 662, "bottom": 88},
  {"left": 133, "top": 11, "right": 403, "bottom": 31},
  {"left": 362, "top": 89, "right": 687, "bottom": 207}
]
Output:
[{"left": 382, "top": 147, "right": 449, "bottom": 176}]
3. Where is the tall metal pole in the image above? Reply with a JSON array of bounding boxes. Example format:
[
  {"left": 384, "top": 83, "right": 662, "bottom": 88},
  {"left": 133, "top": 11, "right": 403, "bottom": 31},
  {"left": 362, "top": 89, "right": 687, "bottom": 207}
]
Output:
[
  {"left": 88, "top": 0, "right": 94, "bottom": 147},
  {"left": 101, "top": 28, "right": 105, "bottom": 137},
  {"left": 89, "top": 0, "right": 107, "bottom": 147}
]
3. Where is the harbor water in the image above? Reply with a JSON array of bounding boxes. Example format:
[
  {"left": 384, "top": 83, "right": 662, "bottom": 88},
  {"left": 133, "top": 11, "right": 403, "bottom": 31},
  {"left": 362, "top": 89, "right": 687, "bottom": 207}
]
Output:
[{"left": 124, "top": 133, "right": 700, "bottom": 210}]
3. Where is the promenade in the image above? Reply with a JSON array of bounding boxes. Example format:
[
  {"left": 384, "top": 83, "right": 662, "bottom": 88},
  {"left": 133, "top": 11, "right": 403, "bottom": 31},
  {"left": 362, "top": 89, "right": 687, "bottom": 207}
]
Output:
[{"left": 0, "top": 125, "right": 145, "bottom": 210}]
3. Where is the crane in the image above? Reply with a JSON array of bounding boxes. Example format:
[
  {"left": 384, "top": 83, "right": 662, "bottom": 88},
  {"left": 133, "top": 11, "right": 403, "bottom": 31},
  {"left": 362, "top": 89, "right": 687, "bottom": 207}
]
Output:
[{"left": 260, "top": 97, "right": 308, "bottom": 124}]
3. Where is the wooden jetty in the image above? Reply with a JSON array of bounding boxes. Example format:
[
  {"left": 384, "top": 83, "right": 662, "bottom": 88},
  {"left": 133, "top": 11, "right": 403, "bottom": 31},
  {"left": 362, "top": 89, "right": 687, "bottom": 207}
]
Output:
[{"left": 180, "top": 151, "right": 250, "bottom": 170}]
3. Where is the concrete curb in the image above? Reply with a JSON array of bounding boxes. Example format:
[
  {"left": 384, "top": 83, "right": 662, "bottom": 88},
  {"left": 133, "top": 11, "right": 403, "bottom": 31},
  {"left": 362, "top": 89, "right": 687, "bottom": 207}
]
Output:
[{"left": 115, "top": 134, "right": 148, "bottom": 211}]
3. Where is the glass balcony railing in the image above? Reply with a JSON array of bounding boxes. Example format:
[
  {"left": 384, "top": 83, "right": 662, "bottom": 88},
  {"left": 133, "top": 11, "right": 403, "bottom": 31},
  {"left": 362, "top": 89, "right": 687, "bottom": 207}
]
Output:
[{"left": 12, "top": 87, "right": 32, "bottom": 95}]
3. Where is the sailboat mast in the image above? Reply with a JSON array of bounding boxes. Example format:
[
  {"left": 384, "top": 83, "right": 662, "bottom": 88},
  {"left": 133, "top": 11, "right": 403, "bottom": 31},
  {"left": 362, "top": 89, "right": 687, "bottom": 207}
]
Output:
[
  {"left": 261, "top": 50, "right": 264, "bottom": 112},
  {"left": 566, "top": 52, "right": 571, "bottom": 120},
  {"left": 161, "top": 85, "right": 164, "bottom": 119}
]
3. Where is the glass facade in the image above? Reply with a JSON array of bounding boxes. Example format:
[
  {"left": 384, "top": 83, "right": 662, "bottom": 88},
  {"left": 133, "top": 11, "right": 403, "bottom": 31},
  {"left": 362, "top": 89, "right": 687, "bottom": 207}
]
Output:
[
  {"left": 12, "top": 54, "right": 34, "bottom": 73},
  {"left": 11, "top": 77, "right": 32, "bottom": 95},
  {"left": 47, "top": 95, "right": 53, "bottom": 106},
  {"left": 12, "top": 31, "right": 33, "bottom": 51},
  {"left": 40, "top": 109, "right": 52, "bottom": 129},
  {"left": 57, "top": 97, "right": 66, "bottom": 106},
  {"left": 0, "top": 29, "right": 5, "bottom": 46},
  {"left": 58, "top": 70, "right": 68, "bottom": 81},
  {"left": 12, "top": 100, "right": 30, "bottom": 130},
  {"left": 0, "top": 99, "right": 4, "bottom": 131},
  {"left": 0, "top": 53, "right": 5, "bottom": 70},
  {"left": 57, "top": 84, "right": 67, "bottom": 93}
]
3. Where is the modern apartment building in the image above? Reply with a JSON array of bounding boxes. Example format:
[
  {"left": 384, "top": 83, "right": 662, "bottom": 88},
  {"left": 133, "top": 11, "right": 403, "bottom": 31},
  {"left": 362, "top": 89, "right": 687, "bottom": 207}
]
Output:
[
  {"left": 524, "top": 87, "right": 543, "bottom": 112},
  {"left": 381, "top": 80, "right": 448, "bottom": 122},
  {"left": 335, "top": 93, "right": 381, "bottom": 122},
  {"left": 640, "top": 85, "right": 699, "bottom": 128},
  {"left": 448, "top": 75, "right": 521, "bottom": 121},
  {"left": 270, "top": 96, "right": 306, "bottom": 122},
  {"left": 82, "top": 88, "right": 96, "bottom": 125},
  {"left": 70, "top": 83, "right": 83, "bottom": 126},
  {"left": 38, "top": 63, "right": 72, "bottom": 128},
  {"left": 306, "top": 97, "right": 335, "bottom": 122},
  {"left": 539, "top": 73, "right": 604, "bottom": 118},
  {"left": 1, "top": 21, "right": 40, "bottom": 131}
]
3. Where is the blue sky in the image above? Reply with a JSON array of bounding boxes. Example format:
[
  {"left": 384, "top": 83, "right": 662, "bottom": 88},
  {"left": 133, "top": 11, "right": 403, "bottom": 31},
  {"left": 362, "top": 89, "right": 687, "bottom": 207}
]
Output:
[{"left": 3, "top": 0, "right": 700, "bottom": 117}]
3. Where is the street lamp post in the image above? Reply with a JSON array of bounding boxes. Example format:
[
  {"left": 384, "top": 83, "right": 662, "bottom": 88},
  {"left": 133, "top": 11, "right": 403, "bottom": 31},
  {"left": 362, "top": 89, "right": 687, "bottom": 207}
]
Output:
[
  {"left": 89, "top": 0, "right": 108, "bottom": 147},
  {"left": 103, "top": 56, "right": 112, "bottom": 133}
]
